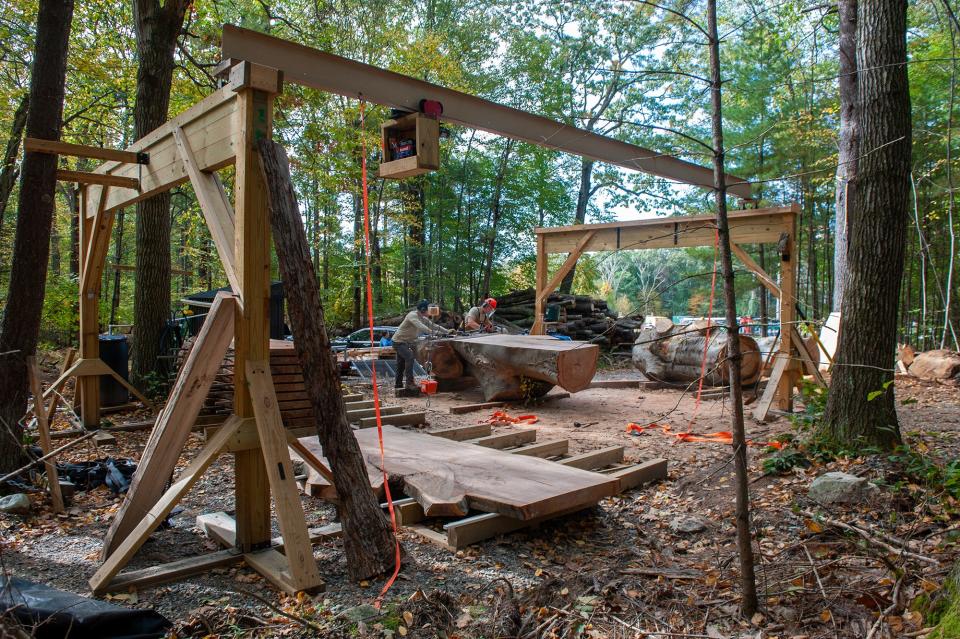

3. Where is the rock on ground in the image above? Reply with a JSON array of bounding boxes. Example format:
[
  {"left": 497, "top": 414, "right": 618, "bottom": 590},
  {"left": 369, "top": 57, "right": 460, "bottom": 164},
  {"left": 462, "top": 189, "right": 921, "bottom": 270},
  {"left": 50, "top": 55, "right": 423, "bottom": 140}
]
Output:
[
  {"left": 0, "top": 494, "right": 31, "bottom": 515},
  {"left": 808, "top": 472, "right": 879, "bottom": 505}
]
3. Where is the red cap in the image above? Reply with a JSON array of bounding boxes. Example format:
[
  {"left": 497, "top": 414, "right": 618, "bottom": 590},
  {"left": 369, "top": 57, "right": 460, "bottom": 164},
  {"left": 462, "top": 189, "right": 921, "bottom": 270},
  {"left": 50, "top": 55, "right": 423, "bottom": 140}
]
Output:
[{"left": 483, "top": 298, "right": 497, "bottom": 309}]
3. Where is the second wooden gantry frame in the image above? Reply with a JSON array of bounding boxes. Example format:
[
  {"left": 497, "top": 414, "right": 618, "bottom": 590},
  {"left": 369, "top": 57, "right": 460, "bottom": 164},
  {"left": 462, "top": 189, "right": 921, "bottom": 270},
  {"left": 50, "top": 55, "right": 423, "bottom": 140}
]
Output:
[{"left": 531, "top": 205, "right": 825, "bottom": 421}]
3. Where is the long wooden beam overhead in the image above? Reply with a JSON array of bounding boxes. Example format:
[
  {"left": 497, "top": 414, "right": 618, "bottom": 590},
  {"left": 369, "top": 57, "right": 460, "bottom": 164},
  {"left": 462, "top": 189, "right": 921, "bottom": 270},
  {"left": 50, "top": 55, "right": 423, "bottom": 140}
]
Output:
[
  {"left": 535, "top": 205, "right": 798, "bottom": 254},
  {"left": 220, "top": 24, "right": 753, "bottom": 200}
]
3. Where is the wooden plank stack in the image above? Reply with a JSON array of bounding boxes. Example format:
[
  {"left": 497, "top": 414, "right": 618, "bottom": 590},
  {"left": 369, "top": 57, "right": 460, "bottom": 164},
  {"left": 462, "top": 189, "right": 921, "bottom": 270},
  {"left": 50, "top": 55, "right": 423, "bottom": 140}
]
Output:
[{"left": 493, "top": 288, "right": 642, "bottom": 348}]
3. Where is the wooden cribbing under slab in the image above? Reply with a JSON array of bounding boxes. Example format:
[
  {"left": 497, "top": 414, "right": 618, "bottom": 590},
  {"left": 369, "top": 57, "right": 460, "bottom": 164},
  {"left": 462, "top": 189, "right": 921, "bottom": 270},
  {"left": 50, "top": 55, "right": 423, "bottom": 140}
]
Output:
[{"left": 296, "top": 425, "right": 619, "bottom": 519}]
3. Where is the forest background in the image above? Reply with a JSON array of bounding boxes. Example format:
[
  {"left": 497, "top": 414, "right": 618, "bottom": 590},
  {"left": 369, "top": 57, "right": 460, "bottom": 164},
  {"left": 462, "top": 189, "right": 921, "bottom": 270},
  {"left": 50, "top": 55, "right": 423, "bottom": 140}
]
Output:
[{"left": 0, "top": 0, "right": 956, "bottom": 363}]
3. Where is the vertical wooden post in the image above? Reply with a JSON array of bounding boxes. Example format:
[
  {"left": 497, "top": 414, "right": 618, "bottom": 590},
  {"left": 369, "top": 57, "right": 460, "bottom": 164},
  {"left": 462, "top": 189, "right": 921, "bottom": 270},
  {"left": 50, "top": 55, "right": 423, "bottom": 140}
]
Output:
[
  {"left": 532, "top": 232, "right": 547, "bottom": 335},
  {"left": 232, "top": 68, "right": 277, "bottom": 552},
  {"left": 78, "top": 186, "right": 100, "bottom": 428},
  {"left": 777, "top": 213, "right": 798, "bottom": 410}
]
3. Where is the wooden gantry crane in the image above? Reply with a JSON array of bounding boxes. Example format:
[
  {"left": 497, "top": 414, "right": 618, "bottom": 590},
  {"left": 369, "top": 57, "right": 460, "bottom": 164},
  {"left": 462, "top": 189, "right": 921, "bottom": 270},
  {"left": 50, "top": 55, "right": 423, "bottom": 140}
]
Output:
[{"left": 28, "top": 25, "right": 809, "bottom": 594}]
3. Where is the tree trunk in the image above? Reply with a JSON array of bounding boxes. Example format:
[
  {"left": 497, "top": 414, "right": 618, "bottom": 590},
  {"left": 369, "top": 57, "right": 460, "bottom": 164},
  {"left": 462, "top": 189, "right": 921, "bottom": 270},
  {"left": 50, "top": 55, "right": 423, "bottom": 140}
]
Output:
[
  {"left": 833, "top": 0, "right": 858, "bottom": 311},
  {"left": 481, "top": 139, "right": 514, "bottom": 298},
  {"left": 449, "top": 334, "right": 598, "bottom": 401},
  {"left": 257, "top": 138, "right": 398, "bottom": 581},
  {"left": 130, "top": 0, "right": 189, "bottom": 388},
  {"left": 0, "top": 93, "right": 29, "bottom": 237},
  {"left": 352, "top": 193, "right": 362, "bottom": 329},
  {"left": 110, "top": 209, "right": 125, "bottom": 325},
  {"left": 69, "top": 186, "right": 79, "bottom": 278},
  {"left": 414, "top": 340, "right": 464, "bottom": 380},
  {"left": 559, "top": 157, "right": 594, "bottom": 294},
  {"left": 632, "top": 326, "right": 763, "bottom": 386},
  {"left": 707, "top": 0, "right": 758, "bottom": 618},
  {"left": 0, "top": 0, "right": 74, "bottom": 473},
  {"left": 820, "top": 0, "right": 910, "bottom": 449}
]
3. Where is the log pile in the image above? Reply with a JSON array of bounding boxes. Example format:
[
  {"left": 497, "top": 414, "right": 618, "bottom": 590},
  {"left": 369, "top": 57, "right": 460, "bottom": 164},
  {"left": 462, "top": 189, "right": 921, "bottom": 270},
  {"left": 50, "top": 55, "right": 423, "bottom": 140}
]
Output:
[
  {"left": 493, "top": 288, "right": 642, "bottom": 348},
  {"left": 632, "top": 323, "right": 763, "bottom": 386}
]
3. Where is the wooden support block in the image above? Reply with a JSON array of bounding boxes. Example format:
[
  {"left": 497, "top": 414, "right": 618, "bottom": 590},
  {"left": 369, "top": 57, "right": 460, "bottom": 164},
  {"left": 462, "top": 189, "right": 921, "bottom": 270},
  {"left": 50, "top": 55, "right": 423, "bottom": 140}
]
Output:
[
  {"left": 244, "top": 548, "right": 324, "bottom": 595},
  {"left": 609, "top": 458, "right": 668, "bottom": 491},
  {"left": 428, "top": 424, "right": 492, "bottom": 441},
  {"left": 383, "top": 498, "right": 426, "bottom": 526},
  {"left": 198, "top": 512, "right": 342, "bottom": 550},
  {"left": 346, "top": 405, "right": 403, "bottom": 421},
  {"left": 93, "top": 431, "right": 117, "bottom": 446},
  {"left": 57, "top": 169, "right": 139, "bottom": 190},
  {"left": 557, "top": 446, "right": 624, "bottom": 470},
  {"left": 342, "top": 393, "right": 364, "bottom": 402},
  {"left": 588, "top": 380, "right": 641, "bottom": 389},
  {"left": 358, "top": 412, "right": 426, "bottom": 429},
  {"left": 444, "top": 504, "right": 591, "bottom": 550},
  {"left": 467, "top": 430, "right": 536, "bottom": 449},
  {"left": 510, "top": 439, "right": 569, "bottom": 458},
  {"left": 344, "top": 400, "right": 374, "bottom": 410},
  {"left": 105, "top": 549, "right": 244, "bottom": 593},
  {"left": 449, "top": 400, "right": 505, "bottom": 415}
]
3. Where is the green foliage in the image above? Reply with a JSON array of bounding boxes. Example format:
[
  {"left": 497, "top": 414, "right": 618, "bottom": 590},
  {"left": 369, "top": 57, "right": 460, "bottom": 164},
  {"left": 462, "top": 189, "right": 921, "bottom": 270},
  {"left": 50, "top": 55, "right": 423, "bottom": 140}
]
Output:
[{"left": 887, "top": 445, "right": 960, "bottom": 502}]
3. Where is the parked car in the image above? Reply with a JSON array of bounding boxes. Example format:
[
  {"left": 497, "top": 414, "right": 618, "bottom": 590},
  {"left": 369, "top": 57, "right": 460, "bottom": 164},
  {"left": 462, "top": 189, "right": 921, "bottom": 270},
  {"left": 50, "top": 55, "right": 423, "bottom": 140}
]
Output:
[{"left": 330, "top": 326, "right": 397, "bottom": 352}]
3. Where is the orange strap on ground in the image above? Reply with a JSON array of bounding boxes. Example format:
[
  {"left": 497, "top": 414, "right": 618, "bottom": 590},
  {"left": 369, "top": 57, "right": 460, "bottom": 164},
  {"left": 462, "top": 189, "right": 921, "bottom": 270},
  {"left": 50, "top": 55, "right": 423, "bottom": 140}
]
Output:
[
  {"left": 481, "top": 410, "right": 539, "bottom": 426},
  {"left": 360, "top": 101, "right": 401, "bottom": 606},
  {"left": 626, "top": 422, "right": 785, "bottom": 450}
]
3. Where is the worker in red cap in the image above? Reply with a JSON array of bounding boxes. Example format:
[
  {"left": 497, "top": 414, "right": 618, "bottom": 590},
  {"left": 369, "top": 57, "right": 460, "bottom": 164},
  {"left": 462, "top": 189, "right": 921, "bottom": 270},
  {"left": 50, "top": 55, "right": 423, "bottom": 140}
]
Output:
[{"left": 464, "top": 298, "right": 497, "bottom": 332}]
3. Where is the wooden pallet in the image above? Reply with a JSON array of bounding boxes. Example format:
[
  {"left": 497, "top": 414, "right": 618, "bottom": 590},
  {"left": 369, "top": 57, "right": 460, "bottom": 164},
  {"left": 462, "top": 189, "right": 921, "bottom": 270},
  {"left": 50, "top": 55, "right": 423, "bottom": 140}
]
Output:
[{"left": 297, "top": 422, "right": 666, "bottom": 549}]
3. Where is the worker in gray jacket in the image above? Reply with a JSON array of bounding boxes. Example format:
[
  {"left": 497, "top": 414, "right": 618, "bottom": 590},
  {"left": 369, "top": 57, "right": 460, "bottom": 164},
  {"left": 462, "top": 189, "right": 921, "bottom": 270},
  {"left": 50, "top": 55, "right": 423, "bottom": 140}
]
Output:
[{"left": 393, "top": 299, "right": 452, "bottom": 392}]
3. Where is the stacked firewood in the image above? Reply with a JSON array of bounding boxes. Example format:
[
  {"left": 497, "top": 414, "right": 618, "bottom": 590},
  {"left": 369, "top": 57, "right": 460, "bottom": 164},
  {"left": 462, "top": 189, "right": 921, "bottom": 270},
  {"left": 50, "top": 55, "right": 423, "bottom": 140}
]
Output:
[{"left": 492, "top": 288, "right": 643, "bottom": 348}]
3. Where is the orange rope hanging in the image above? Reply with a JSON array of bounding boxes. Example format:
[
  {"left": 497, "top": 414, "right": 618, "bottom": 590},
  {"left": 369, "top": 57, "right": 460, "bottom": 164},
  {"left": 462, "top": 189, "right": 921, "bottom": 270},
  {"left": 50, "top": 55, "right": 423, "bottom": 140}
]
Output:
[{"left": 360, "top": 100, "right": 402, "bottom": 605}]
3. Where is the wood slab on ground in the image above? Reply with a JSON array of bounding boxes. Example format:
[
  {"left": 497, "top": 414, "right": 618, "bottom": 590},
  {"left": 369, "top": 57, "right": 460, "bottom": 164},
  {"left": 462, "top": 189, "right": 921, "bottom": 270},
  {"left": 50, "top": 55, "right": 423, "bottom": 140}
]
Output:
[{"left": 296, "top": 425, "right": 619, "bottom": 520}]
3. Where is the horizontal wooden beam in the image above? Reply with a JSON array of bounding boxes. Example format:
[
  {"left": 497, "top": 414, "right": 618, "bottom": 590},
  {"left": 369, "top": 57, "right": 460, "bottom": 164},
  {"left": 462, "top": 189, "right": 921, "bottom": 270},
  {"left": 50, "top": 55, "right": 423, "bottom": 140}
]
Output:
[
  {"left": 57, "top": 169, "right": 139, "bottom": 190},
  {"left": 220, "top": 24, "right": 753, "bottom": 200},
  {"left": 83, "top": 85, "right": 239, "bottom": 218},
  {"left": 26, "top": 137, "right": 147, "bottom": 164},
  {"left": 536, "top": 205, "right": 798, "bottom": 254}
]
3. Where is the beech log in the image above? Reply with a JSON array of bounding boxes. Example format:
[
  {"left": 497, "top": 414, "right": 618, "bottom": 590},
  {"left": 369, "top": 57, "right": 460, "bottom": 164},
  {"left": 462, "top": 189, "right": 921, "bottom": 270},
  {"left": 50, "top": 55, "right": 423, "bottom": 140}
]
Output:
[
  {"left": 449, "top": 334, "right": 598, "bottom": 401},
  {"left": 632, "top": 325, "right": 762, "bottom": 386}
]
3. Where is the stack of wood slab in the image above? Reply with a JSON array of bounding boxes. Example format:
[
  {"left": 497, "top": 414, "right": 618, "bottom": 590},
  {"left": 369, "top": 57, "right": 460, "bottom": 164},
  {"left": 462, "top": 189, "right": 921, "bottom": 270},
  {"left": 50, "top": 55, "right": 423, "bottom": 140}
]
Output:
[
  {"left": 293, "top": 424, "right": 667, "bottom": 549},
  {"left": 179, "top": 338, "right": 424, "bottom": 429},
  {"left": 493, "top": 288, "right": 642, "bottom": 347}
]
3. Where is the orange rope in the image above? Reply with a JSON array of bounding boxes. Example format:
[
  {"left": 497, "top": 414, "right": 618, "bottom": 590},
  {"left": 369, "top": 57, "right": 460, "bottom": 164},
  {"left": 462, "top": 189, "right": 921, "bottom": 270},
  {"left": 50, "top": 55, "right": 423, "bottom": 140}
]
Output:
[{"left": 360, "top": 101, "right": 401, "bottom": 606}]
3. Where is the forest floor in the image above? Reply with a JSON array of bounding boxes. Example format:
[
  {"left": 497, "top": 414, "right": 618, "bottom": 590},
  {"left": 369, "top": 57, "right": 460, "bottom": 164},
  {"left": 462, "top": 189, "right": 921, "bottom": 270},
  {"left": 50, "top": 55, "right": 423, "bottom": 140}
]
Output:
[{"left": 1, "top": 354, "right": 959, "bottom": 638}]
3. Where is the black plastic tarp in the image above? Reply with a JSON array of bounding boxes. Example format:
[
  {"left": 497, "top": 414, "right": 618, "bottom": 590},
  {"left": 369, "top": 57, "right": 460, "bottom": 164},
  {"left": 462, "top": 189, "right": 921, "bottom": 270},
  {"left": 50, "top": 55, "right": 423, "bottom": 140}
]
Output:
[{"left": 0, "top": 577, "right": 171, "bottom": 639}]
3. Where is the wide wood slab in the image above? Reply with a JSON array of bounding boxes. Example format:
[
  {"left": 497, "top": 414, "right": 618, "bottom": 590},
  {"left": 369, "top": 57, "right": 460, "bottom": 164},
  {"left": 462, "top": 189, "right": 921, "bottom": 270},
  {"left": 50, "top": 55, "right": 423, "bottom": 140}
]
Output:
[{"left": 296, "top": 426, "right": 619, "bottom": 520}]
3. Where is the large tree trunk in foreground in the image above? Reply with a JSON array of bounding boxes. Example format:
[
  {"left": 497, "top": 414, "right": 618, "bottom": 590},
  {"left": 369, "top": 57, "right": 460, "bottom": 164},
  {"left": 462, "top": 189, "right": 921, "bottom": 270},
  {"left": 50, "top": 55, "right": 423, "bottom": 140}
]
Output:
[
  {"left": 0, "top": 93, "right": 29, "bottom": 237},
  {"left": 820, "top": 0, "right": 910, "bottom": 450},
  {"left": 0, "top": 0, "right": 74, "bottom": 473},
  {"left": 708, "top": 0, "right": 758, "bottom": 618},
  {"left": 833, "top": 0, "right": 858, "bottom": 311},
  {"left": 632, "top": 325, "right": 763, "bottom": 386},
  {"left": 258, "top": 138, "right": 397, "bottom": 581},
  {"left": 130, "top": 0, "right": 189, "bottom": 388},
  {"left": 449, "top": 334, "right": 598, "bottom": 401}
]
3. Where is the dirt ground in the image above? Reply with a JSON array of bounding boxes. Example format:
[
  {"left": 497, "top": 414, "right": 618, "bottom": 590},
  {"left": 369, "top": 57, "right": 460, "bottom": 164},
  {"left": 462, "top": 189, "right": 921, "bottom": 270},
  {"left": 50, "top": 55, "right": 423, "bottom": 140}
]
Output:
[{"left": 1, "top": 356, "right": 959, "bottom": 638}]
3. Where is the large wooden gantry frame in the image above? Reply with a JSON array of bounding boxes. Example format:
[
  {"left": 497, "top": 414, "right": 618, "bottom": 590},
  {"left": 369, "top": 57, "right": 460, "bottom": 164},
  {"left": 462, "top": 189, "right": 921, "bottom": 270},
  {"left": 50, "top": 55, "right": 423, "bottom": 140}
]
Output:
[
  {"left": 34, "top": 25, "right": 794, "bottom": 594},
  {"left": 532, "top": 205, "right": 824, "bottom": 420}
]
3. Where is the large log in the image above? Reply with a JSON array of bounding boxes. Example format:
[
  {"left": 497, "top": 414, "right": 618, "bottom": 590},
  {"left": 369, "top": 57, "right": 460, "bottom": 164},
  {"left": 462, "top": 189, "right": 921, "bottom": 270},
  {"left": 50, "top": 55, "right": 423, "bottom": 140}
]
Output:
[
  {"left": 632, "top": 325, "right": 762, "bottom": 386},
  {"left": 449, "top": 334, "right": 598, "bottom": 401},
  {"left": 413, "top": 340, "right": 464, "bottom": 380}
]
